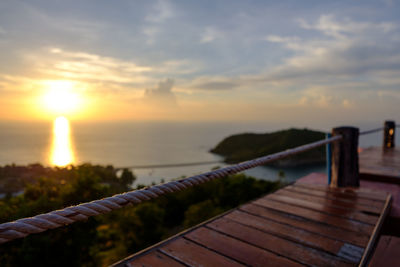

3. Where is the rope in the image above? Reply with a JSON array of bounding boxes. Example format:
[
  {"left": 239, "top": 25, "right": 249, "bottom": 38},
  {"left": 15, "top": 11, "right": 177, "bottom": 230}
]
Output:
[
  {"left": 116, "top": 160, "right": 223, "bottom": 170},
  {"left": 359, "top": 127, "right": 383, "bottom": 136},
  {"left": 0, "top": 135, "right": 342, "bottom": 244}
]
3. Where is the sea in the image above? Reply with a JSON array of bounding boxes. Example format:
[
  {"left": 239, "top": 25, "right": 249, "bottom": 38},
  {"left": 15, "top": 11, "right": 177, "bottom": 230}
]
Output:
[{"left": 0, "top": 120, "right": 392, "bottom": 186}]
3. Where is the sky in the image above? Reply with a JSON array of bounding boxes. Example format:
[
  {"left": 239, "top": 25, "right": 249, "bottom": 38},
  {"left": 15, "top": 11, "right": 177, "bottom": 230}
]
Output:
[{"left": 0, "top": 0, "right": 399, "bottom": 125}]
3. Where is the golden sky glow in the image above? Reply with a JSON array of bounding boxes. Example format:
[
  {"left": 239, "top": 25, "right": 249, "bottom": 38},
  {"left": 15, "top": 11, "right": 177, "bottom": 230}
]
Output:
[{"left": 0, "top": 1, "right": 399, "bottom": 124}]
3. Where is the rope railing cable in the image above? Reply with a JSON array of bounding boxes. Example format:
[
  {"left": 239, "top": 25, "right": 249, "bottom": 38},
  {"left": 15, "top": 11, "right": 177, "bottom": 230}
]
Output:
[
  {"left": 0, "top": 135, "right": 342, "bottom": 244},
  {"left": 116, "top": 160, "right": 223, "bottom": 170},
  {"left": 359, "top": 127, "right": 384, "bottom": 136}
]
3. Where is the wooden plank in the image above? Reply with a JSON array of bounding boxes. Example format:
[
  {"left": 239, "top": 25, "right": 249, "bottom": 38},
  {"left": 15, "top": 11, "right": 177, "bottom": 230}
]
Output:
[
  {"left": 160, "top": 237, "right": 244, "bottom": 267},
  {"left": 266, "top": 193, "right": 378, "bottom": 225},
  {"left": 239, "top": 203, "right": 369, "bottom": 247},
  {"left": 276, "top": 188, "right": 381, "bottom": 214},
  {"left": 369, "top": 236, "right": 400, "bottom": 267},
  {"left": 359, "top": 146, "right": 400, "bottom": 180},
  {"left": 253, "top": 198, "right": 374, "bottom": 235},
  {"left": 126, "top": 251, "right": 185, "bottom": 267},
  {"left": 286, "top": 185, "right": 384, "bottom": 209},
  {"left": 208, "top": 217, "right": 356, "bottom": 266},
  {"left": 359, "top": 195, "right": 392, "bottom": 266},
  {"left": 225, "top": 210, "right": 353, "bottom": 256},
  {"left": 297, "top": 182, "right": 389, "bottom": 200},
  {"left": 360, "top": 167, "right": 400, "bottom": 177},
  {"left": 184, "top": 227, "right": 302, "bottom": 267},
  {"left": 295, "top": 183, "right": 387, "bottom": 202}
]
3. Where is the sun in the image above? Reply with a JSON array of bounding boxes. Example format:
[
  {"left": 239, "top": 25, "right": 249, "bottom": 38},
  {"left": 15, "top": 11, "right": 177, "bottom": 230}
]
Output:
[{"left": 41, "top": 80, "right": 82, "bottom": 115}]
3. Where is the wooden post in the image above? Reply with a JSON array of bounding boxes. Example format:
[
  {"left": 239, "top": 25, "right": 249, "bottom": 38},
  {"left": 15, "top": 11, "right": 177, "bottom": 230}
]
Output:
[
  {"left": 330, "top": 127, "right": 359, "bottom": 188},
  {"left": 383, "top": 121, "right": 395, "bottom": 148}
]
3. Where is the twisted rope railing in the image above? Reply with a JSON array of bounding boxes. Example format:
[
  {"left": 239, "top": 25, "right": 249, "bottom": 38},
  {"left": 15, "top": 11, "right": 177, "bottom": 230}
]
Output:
[
  {"left": 0, "top": 135, "right": 342, "bottom": 244},
  {"left": 359, "top": 127, "right": 383, "bottom": 136},
  {"left": 116, "top": 160, "right": 223, "bottom": 170}
]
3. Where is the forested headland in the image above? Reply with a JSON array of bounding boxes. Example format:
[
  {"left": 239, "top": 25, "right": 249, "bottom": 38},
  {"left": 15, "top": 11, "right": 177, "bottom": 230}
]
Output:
[{"left": 211, "top": 128, "right": 326, "bottom": 167}]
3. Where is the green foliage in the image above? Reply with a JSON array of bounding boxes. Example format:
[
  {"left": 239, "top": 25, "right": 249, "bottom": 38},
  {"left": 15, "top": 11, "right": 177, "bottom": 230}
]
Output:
[
  {"left": 0, "top": 165, "right": 282, "bottom": 266},
  {"left": 211, "top": 128, "right": 326, "bottom": 166},
  {"left": 183, "top": 200, "right": 223, "bottom": 228}
]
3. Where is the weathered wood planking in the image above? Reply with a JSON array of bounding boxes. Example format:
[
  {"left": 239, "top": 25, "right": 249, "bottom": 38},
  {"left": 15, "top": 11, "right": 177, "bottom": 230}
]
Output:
[
  {"left": 113, "top": 183, "right": 391, "bottom": 267},
  {"left": 369, "top": 235, "right": 400, "bottom": 267},
  {"left": 359, "top": 147, "right": 400, "bottom": 183}
]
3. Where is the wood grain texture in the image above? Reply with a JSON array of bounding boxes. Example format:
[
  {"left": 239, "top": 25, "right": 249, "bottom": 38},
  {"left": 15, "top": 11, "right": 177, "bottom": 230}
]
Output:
[
  {"left": 276, "top": 188, "right": 381, "bottom": 214},
  {"left": 185, "top": 227, "right": 302, "bottom": 267},
  {"left": 296, "top": 183, "right": 387, "bottom": 202},
  {"left": 252, "top": 198, "right": 374, "bottom": 235},
  {"left": 225, "top": 210, "right": 345, "bottom": 255},
  {"left": 359, "top": 147, "right": 400, "bottom": 181},
  {"left": 286, "top": 185, "right": 384, "bottom": 208},
  {"left": 207, "top": 217, "right": 353, "bottom": 267},
  {"left": 239, "top": 203, "right": 369, "bottom": 247},
  {"left": 266, "top": 193, "right": 378, "bottom": 225},
  {"left": 369, "top": 236, "right": 400, "bottom": 267},
  {"left": 126, "top": 251, "right": 185, "bottom": 267},
  {"left": 160, "top": 237, "right": 244, "bottom": 267}
]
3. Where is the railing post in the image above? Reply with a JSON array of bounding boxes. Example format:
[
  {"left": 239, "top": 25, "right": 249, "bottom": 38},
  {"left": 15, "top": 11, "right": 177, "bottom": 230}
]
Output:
[
  {"left": 383, "top": 120, "right": 395, "bottom": 148},
  {"left": 330, "top": 127, "right": 359, "bottom": 188},
  {"left": 326, "top": 133, "right": 332, "bottom": 185}
]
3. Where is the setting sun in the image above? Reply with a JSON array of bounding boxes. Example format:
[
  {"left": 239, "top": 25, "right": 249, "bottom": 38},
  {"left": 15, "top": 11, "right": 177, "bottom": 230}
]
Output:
[{"left": 41, "top": 80, "right": 83, "bottom": 115}]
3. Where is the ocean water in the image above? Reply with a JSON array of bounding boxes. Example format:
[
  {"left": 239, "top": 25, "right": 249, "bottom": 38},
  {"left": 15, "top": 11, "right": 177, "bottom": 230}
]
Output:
[{"left": 0, "top": 120, "right": 393, "bottom": 186}]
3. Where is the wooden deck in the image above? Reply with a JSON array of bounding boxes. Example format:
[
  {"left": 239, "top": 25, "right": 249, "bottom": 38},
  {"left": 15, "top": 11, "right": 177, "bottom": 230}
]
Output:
[
  {"left": 113, "top": 183, "right": 392, "bottom": 267},
  {"left": 369, "top": 235, "right": 400, "bottom": 267},
  {"left": 359, "top": 147, "right": 400, "bottom": 182}
]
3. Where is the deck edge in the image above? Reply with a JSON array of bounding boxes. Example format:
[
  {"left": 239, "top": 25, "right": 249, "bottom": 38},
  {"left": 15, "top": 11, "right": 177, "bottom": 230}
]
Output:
[{"left": 358, "top": 194, "right": 392, "bottom": 267}]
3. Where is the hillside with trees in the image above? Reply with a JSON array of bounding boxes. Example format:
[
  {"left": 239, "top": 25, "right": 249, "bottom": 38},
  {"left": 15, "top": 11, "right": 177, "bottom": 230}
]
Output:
[
  {"left": 211, "top": 128, "right": 326, "bottom": 167},
  {"left": 0, "top": 164, "right": 283, "bottom": 266}
]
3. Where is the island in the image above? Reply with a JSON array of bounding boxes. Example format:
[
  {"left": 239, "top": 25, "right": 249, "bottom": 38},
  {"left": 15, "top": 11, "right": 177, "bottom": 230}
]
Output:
[{"left": 211, "top": 128, "right": 326, "bottom": 167}]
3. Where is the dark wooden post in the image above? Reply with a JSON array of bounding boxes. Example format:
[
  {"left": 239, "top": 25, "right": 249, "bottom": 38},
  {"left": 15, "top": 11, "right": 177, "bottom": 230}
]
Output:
[
  {"left": 383, "top": 121, "right": 395, "bottom": 148},
  {"left": 330, "top": 127, "right": 359, "bottom": 188}
]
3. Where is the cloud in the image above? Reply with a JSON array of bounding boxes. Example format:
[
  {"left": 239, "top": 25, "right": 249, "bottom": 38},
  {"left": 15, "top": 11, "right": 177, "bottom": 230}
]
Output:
[
  {"left": 265, "top": 35, "right": 300, "bottom": 44},
  {"left": 377, "top": 90, "right": 400, "bottom": 99},
  {"left": 144, "top": 78, "right": 177, "bottom": 106},
  {"left": 142, "top": 0, "right": 175, "bottom": 44},
  {"left": 0, "top": 45, "right": 206, "bottom": 107},
  {"left": 0, "top": 26, "right": 6, "bottom": 35},
  {"left": 158, "top": 60, "right": 203, "bottom": 75},
  {"left": 145, "top": 0, "right": 174, "bottom": 23},
  {"left": 0, "top": 74, "right": 36, "bottom": 94},
  {"left": 260, "top": 15, "right": 400, "bottom": 87},
  {"left": 382, "top": 0, "right": 396, "bottom": 7},
  {"left": 297, "top": 87, "right": 334, "bottom": 108},
  {"left": 298, "top": 15, "right": 396, "bottom": 39},
  {"left": 27, "top": 48, "right": 154, "bottom": 88},
  {"left": 187, "top": 76, "right": 239, "bottom": 91},
  {"left": 201, "top": 27, "right": 223, "bottom": 43},
  {"left": 342, "top": 99, "right": 352, "bottom": 108}
]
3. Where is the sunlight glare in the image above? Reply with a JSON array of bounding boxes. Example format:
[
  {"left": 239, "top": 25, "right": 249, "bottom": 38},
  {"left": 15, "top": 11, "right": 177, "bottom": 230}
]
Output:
[
  {"left": 51, "top": 116, "right": 75, "bottom": 166},
  {"left": 42, "top": 80, "right": 82, "bottom": 115}
]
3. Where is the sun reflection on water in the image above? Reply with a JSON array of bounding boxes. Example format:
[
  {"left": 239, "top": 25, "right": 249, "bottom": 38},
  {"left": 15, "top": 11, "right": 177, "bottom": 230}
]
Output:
[{"left": 51, "top": 116, "right": 75, "bottom": 166}]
